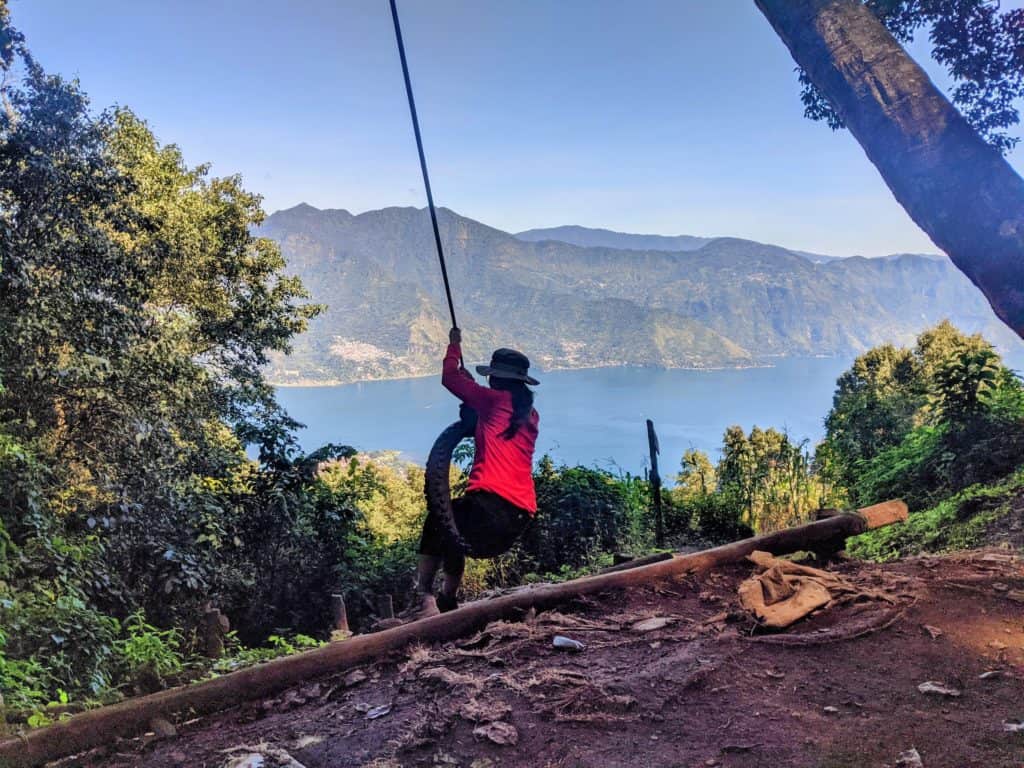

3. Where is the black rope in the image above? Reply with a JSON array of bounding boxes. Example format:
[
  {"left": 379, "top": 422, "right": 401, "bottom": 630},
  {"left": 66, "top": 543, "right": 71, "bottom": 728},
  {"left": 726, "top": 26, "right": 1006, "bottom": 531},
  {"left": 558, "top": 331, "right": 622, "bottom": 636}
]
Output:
[{"left": 389, "top": 0, "right": 458, "bottom": 331}]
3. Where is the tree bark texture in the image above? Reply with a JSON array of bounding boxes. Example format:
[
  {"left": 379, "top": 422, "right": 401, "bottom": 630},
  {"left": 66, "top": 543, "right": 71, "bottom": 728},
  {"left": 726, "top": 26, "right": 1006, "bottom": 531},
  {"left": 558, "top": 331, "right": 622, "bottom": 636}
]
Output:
[{"left": 755, "top": 0, "right": 1024, "bottom": 338}]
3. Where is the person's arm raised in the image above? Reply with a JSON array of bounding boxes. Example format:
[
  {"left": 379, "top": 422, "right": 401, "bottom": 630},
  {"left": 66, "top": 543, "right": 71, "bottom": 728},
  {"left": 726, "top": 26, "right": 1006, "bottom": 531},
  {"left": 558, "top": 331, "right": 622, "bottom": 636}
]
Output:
[{"left": 441, "top": 328, "right": 490, "bottom": 408}]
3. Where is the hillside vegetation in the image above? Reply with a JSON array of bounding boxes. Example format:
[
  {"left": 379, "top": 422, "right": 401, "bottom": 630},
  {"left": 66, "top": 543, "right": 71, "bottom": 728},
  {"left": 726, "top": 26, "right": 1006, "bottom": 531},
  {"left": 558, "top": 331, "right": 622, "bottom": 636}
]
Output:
[{"left": 261, "top": 204, "right": 1022, "bottom": 384}]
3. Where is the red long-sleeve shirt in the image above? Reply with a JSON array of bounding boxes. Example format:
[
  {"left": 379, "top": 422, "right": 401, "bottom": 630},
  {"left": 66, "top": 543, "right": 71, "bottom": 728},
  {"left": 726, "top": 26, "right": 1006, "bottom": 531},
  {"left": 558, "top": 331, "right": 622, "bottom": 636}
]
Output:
[{"left": 442, "top": 343, "right": 539, "bottom": 513}]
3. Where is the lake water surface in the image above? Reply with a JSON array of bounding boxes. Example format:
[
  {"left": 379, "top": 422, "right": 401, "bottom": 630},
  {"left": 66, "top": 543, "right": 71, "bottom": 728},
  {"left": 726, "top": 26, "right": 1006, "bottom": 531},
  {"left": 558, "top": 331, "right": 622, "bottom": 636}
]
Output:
[{"left": 275, "top": 357, "right": 853, "bottom": 478}]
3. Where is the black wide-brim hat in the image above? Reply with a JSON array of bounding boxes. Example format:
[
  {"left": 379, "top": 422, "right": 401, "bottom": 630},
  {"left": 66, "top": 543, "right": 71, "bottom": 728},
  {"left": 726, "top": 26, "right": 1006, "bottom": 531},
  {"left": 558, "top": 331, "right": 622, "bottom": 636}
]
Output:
[{"left": 476, "top": 348, "right": 539, "bottom": 386}]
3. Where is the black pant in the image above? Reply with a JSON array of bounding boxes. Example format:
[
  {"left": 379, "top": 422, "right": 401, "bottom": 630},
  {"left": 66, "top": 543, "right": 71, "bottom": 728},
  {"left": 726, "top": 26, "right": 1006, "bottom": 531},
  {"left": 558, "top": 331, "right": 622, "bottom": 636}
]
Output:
[{"left": 419, "top": 490, "right": 531, "bottom": 579}]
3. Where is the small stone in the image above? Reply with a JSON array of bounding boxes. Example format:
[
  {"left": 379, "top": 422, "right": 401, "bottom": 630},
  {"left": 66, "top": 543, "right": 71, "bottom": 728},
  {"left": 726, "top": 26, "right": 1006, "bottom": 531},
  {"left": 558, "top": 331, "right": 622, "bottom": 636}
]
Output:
[
  {"left": 721, "top": 743, "right": 758, "bottom": 753},
  {"left": 704, "top": 760, "right": 720, "bottom": 767},
  {"left": 224, "top": 754, "right": 266, "bottom": 768},
  {"left": 922, "top": 625, "right": 943, "bottom": 639},
  {"left": 469, "top": 760, "right": 495, "bottom": 768},
  {"left": 149, "top": 716, "right": 177, "bottom": 738},
  {"left": 364, "top": 703, "right": 392, "bottom": 720},
  {"left": 992, "top": 582, "right": 1010, "bottom": 592},
  {"left": 344, "top": 669, "right": 368, "bottom": 687},
  {"left": 1003, "top": 719, "right": 1024, "bottom": 733},
  {"left": 823, "top": 706, "right": 840, "bottom": 715},
  {"left": 632, "top": 616, "right": 673, "bottom": 632},
  {"left": 552, "top": 635, "right": 586, "bottom": 652},
  {"left": 917, "top": 681, "right": 961, "bottom": 698}
]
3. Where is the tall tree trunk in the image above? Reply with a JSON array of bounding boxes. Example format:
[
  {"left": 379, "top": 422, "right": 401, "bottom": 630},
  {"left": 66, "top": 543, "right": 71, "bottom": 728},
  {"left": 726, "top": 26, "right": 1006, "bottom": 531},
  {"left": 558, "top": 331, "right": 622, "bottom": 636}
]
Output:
[{"left": 754, "top": 0, "right": 1024, "bottom": 339}]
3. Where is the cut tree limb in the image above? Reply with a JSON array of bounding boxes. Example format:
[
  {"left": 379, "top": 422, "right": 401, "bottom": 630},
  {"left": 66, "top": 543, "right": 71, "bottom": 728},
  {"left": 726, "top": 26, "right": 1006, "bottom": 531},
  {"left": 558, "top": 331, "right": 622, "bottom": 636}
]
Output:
[
  {"left": 0, "top": 500, "right": 906, "bottom": 768},
  {"left": 754, "top": 0, "right": 1024, "bottom": 338}
]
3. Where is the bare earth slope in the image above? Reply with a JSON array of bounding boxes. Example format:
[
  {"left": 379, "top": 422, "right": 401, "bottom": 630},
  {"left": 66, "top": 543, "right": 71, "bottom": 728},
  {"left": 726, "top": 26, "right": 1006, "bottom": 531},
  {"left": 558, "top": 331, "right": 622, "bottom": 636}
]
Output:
[{"left": 83, "top": 551, "right": 1024, "bottom": 768}]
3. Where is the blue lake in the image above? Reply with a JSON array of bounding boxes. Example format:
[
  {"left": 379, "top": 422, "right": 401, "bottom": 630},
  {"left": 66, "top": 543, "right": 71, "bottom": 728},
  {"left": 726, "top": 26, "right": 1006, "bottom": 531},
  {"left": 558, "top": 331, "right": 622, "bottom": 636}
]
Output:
[{"left": 275, "top": 357, "right": 853, "bottom": 478}]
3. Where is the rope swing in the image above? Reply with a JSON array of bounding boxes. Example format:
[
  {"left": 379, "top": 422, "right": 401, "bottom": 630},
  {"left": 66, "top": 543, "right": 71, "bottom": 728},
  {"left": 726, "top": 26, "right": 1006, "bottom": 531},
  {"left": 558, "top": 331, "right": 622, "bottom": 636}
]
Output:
[
  {"left": 388, "top": 0, "right": 458, "bottom": 331},
  {"left": 389, "top": 0, "right": 476, "bottom": 554}
]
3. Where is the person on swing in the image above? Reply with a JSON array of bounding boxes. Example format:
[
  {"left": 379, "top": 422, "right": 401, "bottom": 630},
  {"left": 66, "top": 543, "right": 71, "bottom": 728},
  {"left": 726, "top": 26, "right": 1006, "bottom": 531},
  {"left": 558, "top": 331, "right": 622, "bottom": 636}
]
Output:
[{"left": 412, "top": 327, "right": 540, "bottom": 617}]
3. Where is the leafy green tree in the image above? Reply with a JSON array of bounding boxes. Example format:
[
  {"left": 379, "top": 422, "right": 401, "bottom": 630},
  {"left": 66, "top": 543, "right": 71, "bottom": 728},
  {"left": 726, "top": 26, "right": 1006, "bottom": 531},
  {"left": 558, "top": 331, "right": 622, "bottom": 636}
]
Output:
[
  {"left": 820, "top": 344, "right": 923, "bottom": 490},
  {"left": 930, "top": 342, "right": 1001, "bottom": 426},
  {"left": 717, "top": 425, "right": 828, "bottom": 533},
  {"left": 829, "top": 322, "right": 1024, "bottom": 509},
  {"left": 675, "top": 449, "right": 716, "bottom": 499},
  {"left": 0, "top": 7, "right": 335, "bottom": 702}
]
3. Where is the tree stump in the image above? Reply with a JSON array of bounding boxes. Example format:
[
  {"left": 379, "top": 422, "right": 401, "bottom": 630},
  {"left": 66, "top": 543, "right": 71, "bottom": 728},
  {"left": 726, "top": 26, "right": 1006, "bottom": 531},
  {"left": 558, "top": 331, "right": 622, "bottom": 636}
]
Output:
[{"left": 202, "top": 609, "right": 226, "bottom": 659}]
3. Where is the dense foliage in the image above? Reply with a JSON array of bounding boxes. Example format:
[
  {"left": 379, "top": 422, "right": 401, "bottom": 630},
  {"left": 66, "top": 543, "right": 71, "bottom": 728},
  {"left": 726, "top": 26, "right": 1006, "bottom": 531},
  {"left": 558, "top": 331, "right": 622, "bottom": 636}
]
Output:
[
  {"left": 817, "top": 321, "right": 1024, "bottom": 511},
  {"left": 798, "top": 0, "right": 1024, "bottom": 152},
  {"left": 0, "top": 7, "right": 349, "bottom": 712},
  {"left": 667, "top": 427, "right": 831, "bottom": 540}
]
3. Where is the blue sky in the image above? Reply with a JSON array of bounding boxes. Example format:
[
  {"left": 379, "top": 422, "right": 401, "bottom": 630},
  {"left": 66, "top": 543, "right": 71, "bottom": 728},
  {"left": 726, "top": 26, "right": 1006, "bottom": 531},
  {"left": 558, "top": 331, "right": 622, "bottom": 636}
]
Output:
[{"left": 9, "top": 0, "right": 1024, "bottom": 256}]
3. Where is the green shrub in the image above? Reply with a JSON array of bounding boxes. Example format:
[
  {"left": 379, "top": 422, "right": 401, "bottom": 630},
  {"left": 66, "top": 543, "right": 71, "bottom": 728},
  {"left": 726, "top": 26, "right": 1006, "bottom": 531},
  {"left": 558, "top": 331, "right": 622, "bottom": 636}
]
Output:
[
  {"left": 513, "top": 463, "right": 638, "bottom": 578},
  {"left": 849, "top": 468, "right": 1024, "bottom": 561},
  {"left": 212, "top": 632, "right": 323, "bottom": 673},
  {"left": 116, "top": 612, "right": 184, "bottom": 681}
]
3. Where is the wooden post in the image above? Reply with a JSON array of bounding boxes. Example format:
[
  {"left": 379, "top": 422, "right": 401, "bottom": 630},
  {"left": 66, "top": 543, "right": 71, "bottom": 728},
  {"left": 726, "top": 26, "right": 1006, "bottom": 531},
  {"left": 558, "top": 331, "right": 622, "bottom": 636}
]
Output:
[
  {"left": 647, "top": 419, "right": 664, "bottom": 547},
  {"left": 376, "top": 595, "right": 394, "bottom": 620},
  {"left": 202, "top": 609, "right": 224, "bottom": 659},
  {"left": 330, "top": 594, "right": 349, "bottom": 634}
]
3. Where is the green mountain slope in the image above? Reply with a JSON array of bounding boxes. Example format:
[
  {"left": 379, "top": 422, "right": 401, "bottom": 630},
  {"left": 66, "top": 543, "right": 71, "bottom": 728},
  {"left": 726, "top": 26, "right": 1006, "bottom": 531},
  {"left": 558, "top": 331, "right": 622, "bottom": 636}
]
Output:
[{"left": 261, "top": 204, "right": 1022, "bottom": 384}]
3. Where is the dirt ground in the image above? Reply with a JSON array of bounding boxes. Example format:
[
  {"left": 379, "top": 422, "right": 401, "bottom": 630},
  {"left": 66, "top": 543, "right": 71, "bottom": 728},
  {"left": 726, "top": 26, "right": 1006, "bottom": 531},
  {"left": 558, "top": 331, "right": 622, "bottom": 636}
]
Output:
[{"left": 73, "top": 550, "right": 1024, "bottom": 768}]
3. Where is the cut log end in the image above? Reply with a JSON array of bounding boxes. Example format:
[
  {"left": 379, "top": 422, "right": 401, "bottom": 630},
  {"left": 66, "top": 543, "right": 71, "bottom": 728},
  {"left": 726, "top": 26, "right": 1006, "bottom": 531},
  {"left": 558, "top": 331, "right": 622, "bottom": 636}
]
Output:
[{"left": 856, "top": 500, "right": 909, "bottom": 530}]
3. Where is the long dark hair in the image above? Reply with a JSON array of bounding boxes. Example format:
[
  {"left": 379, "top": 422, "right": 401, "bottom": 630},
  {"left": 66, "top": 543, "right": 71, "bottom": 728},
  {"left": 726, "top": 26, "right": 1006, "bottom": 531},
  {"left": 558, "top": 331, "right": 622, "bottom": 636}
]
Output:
[{"left": 490, "top": 377, "right": 535, "bottom": 439}]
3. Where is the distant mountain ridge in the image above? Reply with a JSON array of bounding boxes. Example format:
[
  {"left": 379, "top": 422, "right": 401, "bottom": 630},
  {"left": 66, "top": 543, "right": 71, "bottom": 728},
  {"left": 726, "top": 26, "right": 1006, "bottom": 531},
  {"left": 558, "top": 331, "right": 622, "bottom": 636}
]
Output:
[
  {"left": 260, "top": 204, "right": 1021, "bottom": 385},
  {"left": 514, "top": 225, "right": 714, "bottom": 253}
]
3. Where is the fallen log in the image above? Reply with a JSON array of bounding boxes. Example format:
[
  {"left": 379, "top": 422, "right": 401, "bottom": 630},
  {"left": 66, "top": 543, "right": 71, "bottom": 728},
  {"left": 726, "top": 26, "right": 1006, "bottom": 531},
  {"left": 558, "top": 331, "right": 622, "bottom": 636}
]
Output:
[
  {"left": 599, "top": 551, "right": 674, "bottom": 574},
  {"left": 0, "top": 500, "right": 906, "bottom": 767}
]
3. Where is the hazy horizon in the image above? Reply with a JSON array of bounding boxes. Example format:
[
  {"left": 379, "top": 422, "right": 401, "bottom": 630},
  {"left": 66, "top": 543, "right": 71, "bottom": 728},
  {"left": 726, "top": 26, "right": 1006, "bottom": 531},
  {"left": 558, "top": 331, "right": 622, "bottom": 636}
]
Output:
[{"left": 267, "top": 200, "right": 943, "bottom": 259}]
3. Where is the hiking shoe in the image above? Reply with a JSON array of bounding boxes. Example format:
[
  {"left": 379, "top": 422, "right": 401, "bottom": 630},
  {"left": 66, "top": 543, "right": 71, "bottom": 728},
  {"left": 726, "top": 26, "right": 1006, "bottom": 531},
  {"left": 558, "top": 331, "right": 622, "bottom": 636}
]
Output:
[
  {"left": 401, "top": 592, "right": 440, "bottom": 622},
  {"left": 436, "top": 593, "right": 459, "bottom": 613}
]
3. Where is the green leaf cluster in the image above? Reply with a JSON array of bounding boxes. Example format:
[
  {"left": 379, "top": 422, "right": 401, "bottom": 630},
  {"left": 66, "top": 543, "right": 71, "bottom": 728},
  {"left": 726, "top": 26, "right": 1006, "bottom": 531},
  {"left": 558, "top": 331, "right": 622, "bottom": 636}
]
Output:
[{"left": 819, "top": 321, "right": 1024, "bottom": 511}]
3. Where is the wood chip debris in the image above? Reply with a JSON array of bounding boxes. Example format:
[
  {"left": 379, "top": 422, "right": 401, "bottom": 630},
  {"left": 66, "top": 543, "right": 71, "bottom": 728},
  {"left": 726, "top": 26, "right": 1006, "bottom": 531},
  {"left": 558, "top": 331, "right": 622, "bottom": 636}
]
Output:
[
  {"left": 472, "top": 720, "right": 519, "bottom": 746},
  {"left": 917, "top": 681, "right": 961, "bottom": 697},
  {"left": 631, "top": 616, "right": 674, "bottom": 632},
  {"left": 895, "top": 748, "right": 924, "bottom": 767}
]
